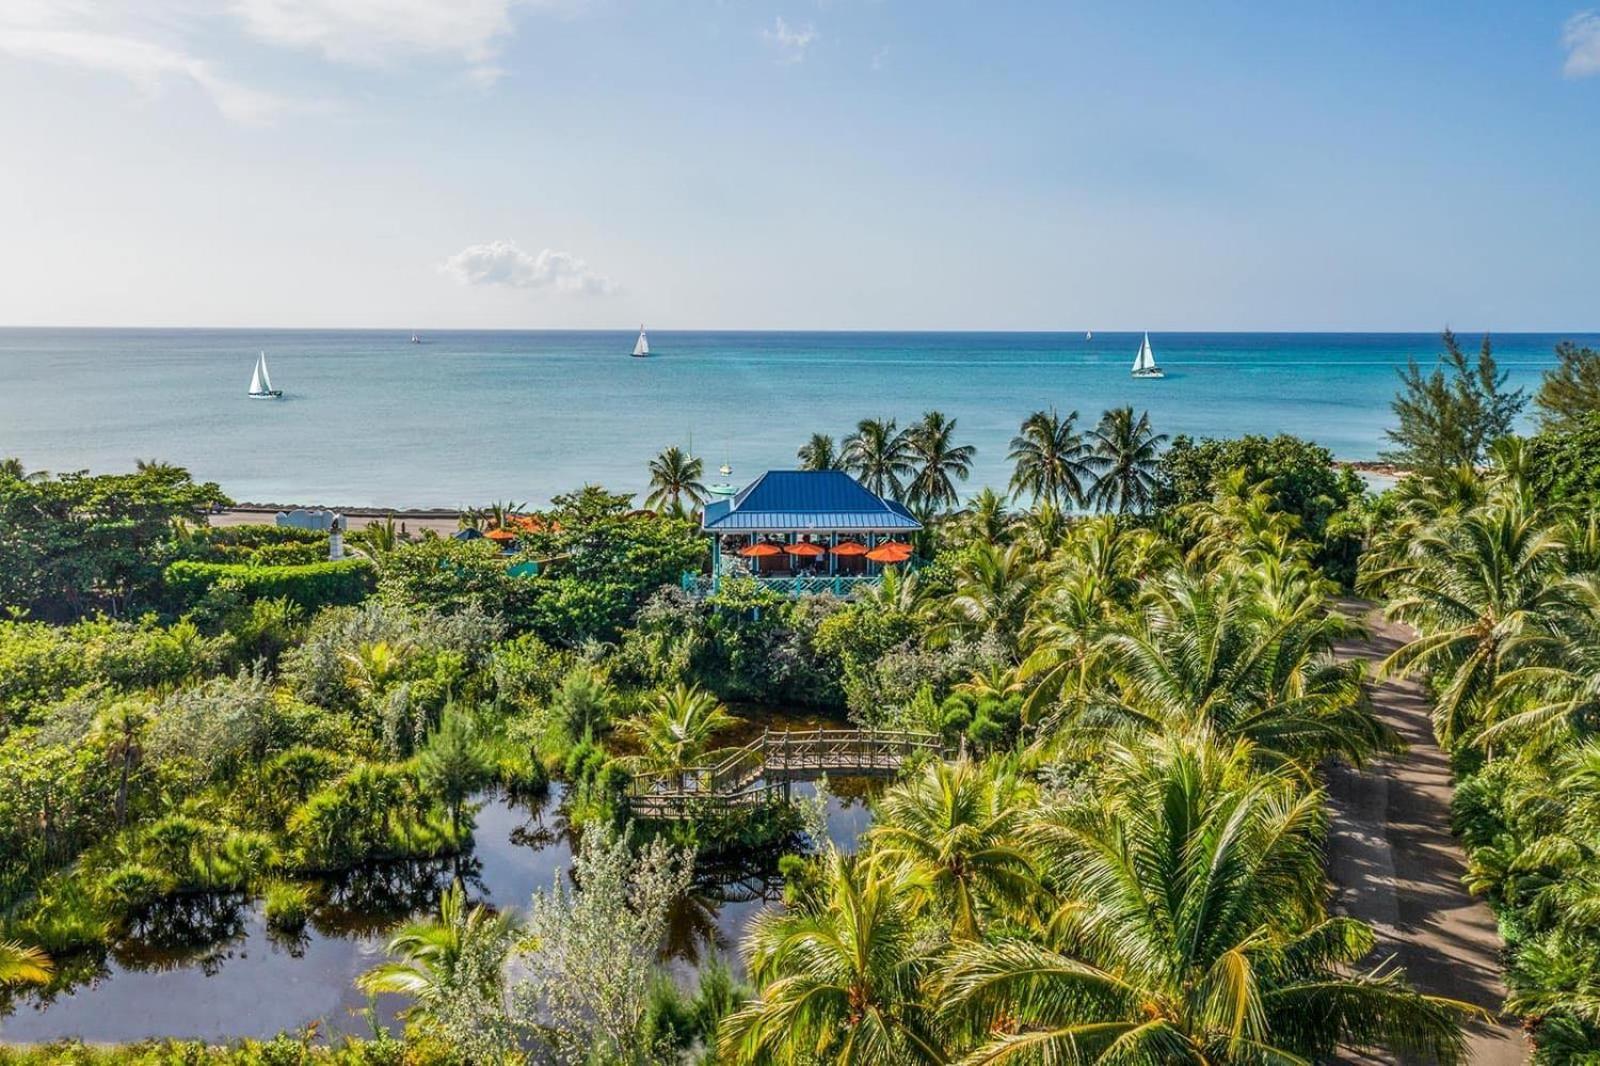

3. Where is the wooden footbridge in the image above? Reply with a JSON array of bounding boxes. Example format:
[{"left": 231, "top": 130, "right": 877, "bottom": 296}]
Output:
[{"left": 627, "top": 727, "right": 946, "bottom": 820}]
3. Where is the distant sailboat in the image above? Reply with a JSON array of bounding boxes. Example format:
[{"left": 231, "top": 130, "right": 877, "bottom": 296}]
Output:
[
  {"left": 1131, "top": 332, "right": 1164, "bottom": 379},
  {"left": 1085, "top": 330, "right": 1093, "bottom": 341},
  {"left": 410, "top": 333, "right": 421, "bottom": 344},
  {"left": 631, "top": 326, "right": 650, "bottom": 358},
  {"left": 248, "top": 351, "right": 283, "bottom": 399}
]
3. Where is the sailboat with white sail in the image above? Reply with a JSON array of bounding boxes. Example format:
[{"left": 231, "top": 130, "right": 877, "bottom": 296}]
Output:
[
  {"left": 1085, "top": 330, "right": 1093, "bottom": 341},
  {"left": 248, "top": 351, "right": 283, "bottom": 398},
  {"left": 631, "top": 326, "right": 650, "bottom": 358},
  {"left": 1131, "top": 332, "right": 1163, "bottom": 379}
]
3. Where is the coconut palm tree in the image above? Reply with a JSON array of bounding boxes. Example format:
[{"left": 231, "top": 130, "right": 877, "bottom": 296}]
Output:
[
  {"left": 905, "top": 411, "right": 976, "bottom": 513},
  {"left": 958, "top": 488, "right": 1012, "bottom": 546},
  {"left": 1084, "top": 406, "right": 1167, "bottom": 514},
  {"left": 1008, "top": 409, "right": 1089, "bottom": 509},
  {"left": 357, "top": 881, "right": 513, "bottom": 1022},
  {"left": 0, "top": 457, "right": 48, "bottom": 482},
  {"left": 799, "top": 433, "right": 845, "bottom": 471},
  {"left": 646, "top": 446, "right": 708, "bottom": 517},
  {"left": 720, "top": 850, "right": 946, "bottom": 1064},
  {"left": 1378, "top": 493, "right": 1570, "bottom": 747},
  {"left": 941, "top": 541, "right": 1038, "bottom": 657},
  {"left": 868, "top": 758, "right": 1037, "bottom": 940},
  {"left": 1016, "top": 569, "right": 1117, "bottom": 728},
  {"left": 940, "top": 739, "right": 1468, "bottom": 1066},
  {"left": 619, "top": 684, "right": 736, "bottom": 776},
  {"left": 843, "top": 418, "right": 917, "bottom": 501},
  {"left": 0, "top": 940, "right": 52, "bottom": 986},
  {"left": 1095, "top": 568, "right": 1393, "bottom": 769}
]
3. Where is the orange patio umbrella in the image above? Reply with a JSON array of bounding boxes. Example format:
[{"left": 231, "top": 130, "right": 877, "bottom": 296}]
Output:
[
  {"left": 738, "top": 542, "right": 784, "bottom": 558},
  {"left": 829, "top": 541, "right": 868, "bottom": 556},
  {"left": 483, "top": 528, "right": 519, "bottom": 543},
  {"left": 784, "top": 542, "right": 826, "bottom": 557},
  {"left": 865, "top": 542, "right": 914, "bottom": 563}
]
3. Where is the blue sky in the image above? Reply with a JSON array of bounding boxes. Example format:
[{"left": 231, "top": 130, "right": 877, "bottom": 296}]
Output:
[{"left": 0, "top": 1, "right": 1596, "bottom": 330}]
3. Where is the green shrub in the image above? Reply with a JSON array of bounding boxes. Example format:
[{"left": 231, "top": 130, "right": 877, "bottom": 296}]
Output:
[
  {"left": 165, "top": 559, "right": 375, "bottom": 614},
  {"left": 262, "top": 880, "right": 312, "bottom": 932},
  {"left": 95, "top": 863, "right": 168, "bottom": 912}
]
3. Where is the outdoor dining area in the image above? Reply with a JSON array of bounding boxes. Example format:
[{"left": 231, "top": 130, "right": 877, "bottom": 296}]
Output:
[
  {"left": 729, "top": 535, "right": 914, "bottom": 577},
  {"left": 689, "top": 469, "right": 922, "bottom": 597}
]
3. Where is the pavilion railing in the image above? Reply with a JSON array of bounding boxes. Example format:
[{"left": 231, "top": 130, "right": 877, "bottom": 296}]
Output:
[{"left": 680, "top": 573, "right": 885, "bottom": 599}]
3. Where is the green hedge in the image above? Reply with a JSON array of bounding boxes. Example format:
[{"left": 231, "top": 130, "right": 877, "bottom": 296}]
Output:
[{"left": 165, "top": 558, "right": 376, "bottom": 612}]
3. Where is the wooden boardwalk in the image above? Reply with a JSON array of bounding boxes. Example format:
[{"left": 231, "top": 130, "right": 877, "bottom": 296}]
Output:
[{"left": 627, "top": 727, "right": 944, "bottom": 819}]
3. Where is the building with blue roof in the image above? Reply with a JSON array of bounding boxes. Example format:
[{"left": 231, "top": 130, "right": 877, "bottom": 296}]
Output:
[{"left": 691, "top": 470, "right": 922, "bottom": 597}]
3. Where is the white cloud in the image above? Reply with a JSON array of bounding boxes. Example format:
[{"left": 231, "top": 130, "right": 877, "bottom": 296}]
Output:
[
  {"left": 441, "top": 240, "right": 615, "bottom": 296},
  {"left": 230, "top": 0, "right": 525, "bottom": 81},
  {"left": 762, "top": 17, "right": 818, "bottom": 64},
  {"left": 0, "top": 3, "right": 286, "bottom": 123},
  {"left": 1564, "top": 10, "right": 1600, "bottom": 77}
]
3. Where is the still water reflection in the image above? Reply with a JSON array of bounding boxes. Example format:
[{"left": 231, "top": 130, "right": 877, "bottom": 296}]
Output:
[{"left": 1, "top": 779, "right": 876, "bottom": 1043}]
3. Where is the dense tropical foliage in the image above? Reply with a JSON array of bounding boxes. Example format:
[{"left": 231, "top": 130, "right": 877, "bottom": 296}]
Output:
[{"left": 12, "top": 334, "right": 1600, "bottom": 1063}]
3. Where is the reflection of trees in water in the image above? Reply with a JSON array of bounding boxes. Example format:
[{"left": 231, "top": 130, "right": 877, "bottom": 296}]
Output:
[
  {"left": 506, "top": 787, "right": 575, "bottom": 857},
  {"left": 111, "top": 892, "right": 250, "bottom": 973},
  {"left": 662, "top": 853, "right": 785, "bottom": 967},
  {"left": 0, "top": 949, "right": 111, "bottom": 1015},
  {"left": 310, "top": 856, "right": 476, "bottom": 938}
]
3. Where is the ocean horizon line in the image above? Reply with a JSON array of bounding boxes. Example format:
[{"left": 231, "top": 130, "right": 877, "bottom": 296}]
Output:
[{"left": 3, "top": 325, "right": 1599, "bottom": 336}]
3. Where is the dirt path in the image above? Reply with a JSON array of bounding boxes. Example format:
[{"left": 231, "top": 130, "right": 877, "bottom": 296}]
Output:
[{"left": 1326, "top": 602, "right": 1526, "bottom": 1065}]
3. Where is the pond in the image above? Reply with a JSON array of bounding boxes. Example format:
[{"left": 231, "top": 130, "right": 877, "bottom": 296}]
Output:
[{"left": 0, "top": 778, "right": 879, "bottom": 1044}]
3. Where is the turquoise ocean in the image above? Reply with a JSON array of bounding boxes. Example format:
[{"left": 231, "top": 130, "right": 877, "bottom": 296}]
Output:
[{"left": 1, "top": 330, "right": 1594, "bottom": 508}]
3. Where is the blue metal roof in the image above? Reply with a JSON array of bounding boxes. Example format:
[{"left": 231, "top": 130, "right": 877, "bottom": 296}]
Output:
[{"left": 701, "top": 470, "right": 922, "bottom": 533}]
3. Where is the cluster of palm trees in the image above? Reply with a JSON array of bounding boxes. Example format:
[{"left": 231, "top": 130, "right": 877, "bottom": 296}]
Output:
[
  {"left": 722, "top": 741, "right": 1465, "bottom": 1065},
  {"left": 1359, "top": 451, "right": 1600, "bottom": 1053},
  {"left": 706, "top": 480, "right": 1469, "bottom": 1062},
  {"left": 1007, "top": 406, "right": 1166, "bottom": 513},
  {"left": 642, "top": 404, "right": 1166, "bottom": 523},
  {"left": 797, "top": 406, "right": 1166, "bottom": 516}
]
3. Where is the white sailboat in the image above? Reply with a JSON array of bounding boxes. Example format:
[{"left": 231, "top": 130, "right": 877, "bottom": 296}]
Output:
[
  {"left": 1131, "top": 332, "right": 1164, "bottom": 379},
  {"left": 248, "top": 351, "right": 282, "bottom": 398},
  {"left": 1085, "top": 330, "right": 1093, "bottom": 341},
  {"left": 631, "top": 325, "right": 650, "bottom": 358},
  {"left": 410, "top": 332, "right": 421, "bottom": 344}
]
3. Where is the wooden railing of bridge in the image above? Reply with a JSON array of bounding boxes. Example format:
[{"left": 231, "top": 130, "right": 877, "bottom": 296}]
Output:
[{"left": 627, "top": 727, "right": 946, "bottom": 820}]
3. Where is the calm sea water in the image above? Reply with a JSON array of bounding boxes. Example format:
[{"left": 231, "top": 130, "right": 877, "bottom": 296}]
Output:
[{"left": 1, "top": 330, "right": 1590, "bottom": 509}]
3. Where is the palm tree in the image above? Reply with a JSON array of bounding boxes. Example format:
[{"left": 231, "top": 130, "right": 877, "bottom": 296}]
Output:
[
  {"left": 798, "top": 433, "right": 844, "bottom": 471},
  {"left": 720, "top": 850, "right": 946, "bottom": 1064},
  {"left": 843, "top": 418, "right": 917, "bottom": 501},
  {"left": 940, "top": 739, "right": 1467, "bottom": 1065},
  {"left": 363, "top": 515, "right": 401, "bottom": 553},
  {"left": 1377, "top": 494, "right": 1570, "bottom": 746},
  {"left": 0, "top": 940, "right": 52, "bottom": 986},
  {"left": 1016, "top": 568, "right": 1117, "bottom": 728},
  {"left": 868, "top": 759, "right": 1037, "bottom": 940},
  {"left": 905, "top": 411, "right": 976, "bottom": 513},
  {"left": 1084, "top": 406, "right": 1167, "bottom": 513},
  {"left": 646, "top": 446, "right": 708, "bottom": 516},
  {"left": 357, "top": 882, "right": 513, "bottom": 1022},
  {"left": 1008, "top": 409, "right": 1089, "bottom": 509},
  {"left": 417, "top": 710, "right": 494, "bottom": 835},
  {"left": 1095, "top": 568, "right": 1393, "bottom": 769},
  {"left": 942, "top": 541, "right": 1038, "bottom": 656},
  {"left": 0, "top": 457, "right": 48, "bottom": 482},
  {"left": 89, "top": 697, "right": 152, "bottom": 828},
  {"left": 958, "top": 488, "right": 1012, "bottom": 546},
  {"left": 619, "top": 684, "right": 736, "bottom": 776}
]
